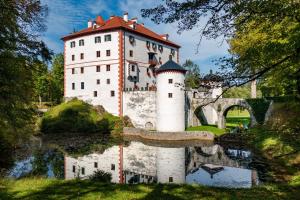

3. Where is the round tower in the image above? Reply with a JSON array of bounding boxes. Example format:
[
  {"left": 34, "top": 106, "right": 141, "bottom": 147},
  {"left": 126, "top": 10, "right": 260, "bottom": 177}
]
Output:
[{"left": 156, "top": 59, "right": 187, "bottom": 132}]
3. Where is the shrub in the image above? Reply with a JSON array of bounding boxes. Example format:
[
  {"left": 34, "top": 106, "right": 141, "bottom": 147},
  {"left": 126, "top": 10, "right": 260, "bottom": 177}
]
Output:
[{"left": 88, "top": 170, "right": 112, "bottom": 183}]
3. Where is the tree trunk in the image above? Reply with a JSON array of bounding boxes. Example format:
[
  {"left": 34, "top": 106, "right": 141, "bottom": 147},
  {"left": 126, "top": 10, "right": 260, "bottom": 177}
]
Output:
[
  {"left": 39, "top": 95, "right": 42, "bottom": 107},
  {"left": 251, "top": 79, "right": 257, "bottom": 98}
]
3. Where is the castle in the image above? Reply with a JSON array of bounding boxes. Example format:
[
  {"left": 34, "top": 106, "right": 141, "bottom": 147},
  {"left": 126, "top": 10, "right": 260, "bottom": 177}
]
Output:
[{"left": 62, "top": 13, "right": 222, "bottom": 131}]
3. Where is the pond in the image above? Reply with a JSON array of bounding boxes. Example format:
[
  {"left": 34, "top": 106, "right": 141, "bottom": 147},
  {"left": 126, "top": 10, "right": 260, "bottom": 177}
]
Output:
[{"left": 7, "top": 137, "right": 266, "bottom": 188}]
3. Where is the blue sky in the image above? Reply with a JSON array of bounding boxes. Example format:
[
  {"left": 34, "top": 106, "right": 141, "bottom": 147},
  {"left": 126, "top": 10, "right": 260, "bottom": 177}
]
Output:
[{"left": 41, "top": 0, "right": 229, "bottom": 74}]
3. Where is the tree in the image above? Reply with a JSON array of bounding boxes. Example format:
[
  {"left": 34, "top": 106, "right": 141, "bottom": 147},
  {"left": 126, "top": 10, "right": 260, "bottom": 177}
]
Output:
[
  {"left": 50, "top": 53, "right": 64, "bottom": 104},
  {"left": 182, "top": 59, "right": 201, "bottom": 89},
  {"left": 0, "top": 0, "right": 51, "bottom": 144},
  {"left": 141, "top": 1, "right": 300, "bottom": 97}
]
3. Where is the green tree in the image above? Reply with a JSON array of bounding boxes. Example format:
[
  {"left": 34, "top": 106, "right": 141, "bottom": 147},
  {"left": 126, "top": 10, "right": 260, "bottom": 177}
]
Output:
[
  {"left": 182, "top": 59, "right": 201, "bottom": 89},
  {"left": 50, "top": 53, "right": 64, "bottom": 104},
  {"left": 0, "top": 0, "right": 51, "bottom": 144},
  {"left": 142, "top": 1, "right": 300, "bottom": 97}
]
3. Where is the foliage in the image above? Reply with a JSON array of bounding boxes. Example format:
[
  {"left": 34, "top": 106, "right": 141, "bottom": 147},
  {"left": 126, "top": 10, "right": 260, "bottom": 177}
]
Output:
[
  {"left": 88, "top": 170, "right": 112, "bottom": 183},
  {"left": 1, "top": 178, "right": 300, "bottom": 200},
  {"left": 141, "top": 1, "right": 300, "bottom": 97},
  {"left": 0, "top": 0, "right": 51, "bottom": 145},
  {"left": 223, "top": 84, "right": 262, "bottom": 98},
  {"left": 0, "top": 134, "right": 14, "bottom": 176},
  {"left": 50, "top": 53, "right": 64, "bottom": 104},
  {"left": 182, "top": 59, "right": 201, "bottom": 89},
  {"left": 40, "top": 99, "right": 122, "bottom": 134},
  {"left": 245, "top": 99, "right": 271, "bottom": 124}
]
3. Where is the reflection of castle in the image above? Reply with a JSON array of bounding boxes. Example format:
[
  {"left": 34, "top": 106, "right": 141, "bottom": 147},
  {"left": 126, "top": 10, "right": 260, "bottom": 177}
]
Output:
[{"left": 65, "top": 142, "right": 258, "bottom": 187}]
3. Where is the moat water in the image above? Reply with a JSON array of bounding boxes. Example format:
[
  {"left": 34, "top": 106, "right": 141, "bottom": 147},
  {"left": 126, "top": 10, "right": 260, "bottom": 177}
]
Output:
[{"left": 7, "top": 137, "right": 266, "bottom": 188}]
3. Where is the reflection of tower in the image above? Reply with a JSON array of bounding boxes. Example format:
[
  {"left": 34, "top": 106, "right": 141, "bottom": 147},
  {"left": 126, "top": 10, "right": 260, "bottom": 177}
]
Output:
[
  {"left": 156, "top": 59, "right": 187, "bottom": 132},
  {"left": 156, "top": 147, "right": 185, "bottom": 183}
]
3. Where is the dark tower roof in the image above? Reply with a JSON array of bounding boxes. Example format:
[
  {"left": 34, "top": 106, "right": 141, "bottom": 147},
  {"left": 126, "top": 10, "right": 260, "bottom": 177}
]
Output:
[{"left": 156, "top": 59, "right": 187, "bottom": 74}]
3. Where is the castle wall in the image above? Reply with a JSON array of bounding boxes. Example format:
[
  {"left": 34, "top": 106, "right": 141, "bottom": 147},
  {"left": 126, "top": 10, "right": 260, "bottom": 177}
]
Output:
[{"left": 123, "top": 91, "right": 156, "bottom": 129}]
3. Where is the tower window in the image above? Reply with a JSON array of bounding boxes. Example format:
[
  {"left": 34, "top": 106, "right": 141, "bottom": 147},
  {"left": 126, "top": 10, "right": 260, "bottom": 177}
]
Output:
[
  {"left": 72, "top": 165, "right": 76, "bottom": 173},
  {"left": 169, "top": 55, "right": 173, "bottom": 60},
  {"left": 94, "top": 162, "right": 98, "bottom": 168},
  {"left": 129, "top": 50, "right": 133, "bottom": 57},
  {"left": 131, "top": 65, "right": 135, "bottom": 72},
  {"left": 80, "top": 53, "right": 84, "bottom": 60},
  {"left": 96, "top": 79, "right": 100, "bottom": 85},
  {"left": 169, "top": 177, "right": 173, "bottom": 183},
  {"left": 106, "top": 79, "right": 110, "bottom": 84},
  {"left": 104, "top": 34, "right": 111, "bottom": 42},
  {"left": 96, "top": 65, "right": 100, "bottom": 72},
  {"left": 96, "top": 51, "right": 101, "bottom": 58},
  {"left": 111, "top": 164, "right": 115, "bottom": 170},
  {"left": 95, "top": 36, "right": 101, "bottom": 43},
  {"left": 106, "top": 65, "right": 110, "bottom": 71},
  {"left": 81, "top": 167, "right": 85, "bottom": 175},
  {"left": 72, "top": 55, "right": 75, "bottom": 61},
  {"left": 72, "top": 68, "right": 75, "bottom": 74},
  {"left": 81, "top": 82, "right": 84, "bottom": 89},
  {"left": 111, "top": 91, "right": 115, "bottom": 97},
  {"left": 80, "top": 67, "right": 84, "bottom": 74},
  {"left": 168, "top": 93, "right": 173, "bottom": 98},
  {"left": 79, "top": 39, "right": 84, "bottom": 46},
  {"left": 106, "top": 50, "right": 111, "bottom": 56},
  {"left": 72, "top": 83, "right": 75, "bottom": 90},
  {"left": 168, "top": 79, "right": 173, "bottom": 84},
  {"left": 93, "top": 91, "right": 97, "bottom": 97}
]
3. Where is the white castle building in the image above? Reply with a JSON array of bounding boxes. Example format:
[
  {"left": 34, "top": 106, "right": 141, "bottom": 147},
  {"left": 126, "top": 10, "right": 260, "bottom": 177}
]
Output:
[{"left": 62, "top": 13, "right": 222, "bottom": 130}]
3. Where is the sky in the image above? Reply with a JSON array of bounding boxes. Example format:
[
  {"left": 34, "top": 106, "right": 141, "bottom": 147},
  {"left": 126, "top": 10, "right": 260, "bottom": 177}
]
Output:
[{"left": 41, "top": 0, "right": 229, "bottom": 74}]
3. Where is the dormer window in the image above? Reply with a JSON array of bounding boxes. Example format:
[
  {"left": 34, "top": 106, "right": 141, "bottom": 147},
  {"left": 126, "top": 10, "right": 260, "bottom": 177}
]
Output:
[
  {"left": 129, "top": 35, "right": 135, "bottom": 44},
  {"left": 70, "top": 41, "right": 75, "bottom": 48}
]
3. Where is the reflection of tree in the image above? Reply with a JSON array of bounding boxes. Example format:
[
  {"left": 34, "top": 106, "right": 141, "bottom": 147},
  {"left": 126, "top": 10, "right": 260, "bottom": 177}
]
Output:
[
  {"left": 48, "top": 149, "right": 64, "bottom": 179},
  {"left": 0, "top": 135, "right": 14, "bottom": 177},
  {"left": 31, "top": 150, "right": 48, "bottom": 176}
]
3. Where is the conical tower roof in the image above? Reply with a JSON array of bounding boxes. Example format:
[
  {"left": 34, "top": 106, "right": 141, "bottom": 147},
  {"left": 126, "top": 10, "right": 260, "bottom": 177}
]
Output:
[{"left": 156, "top": 59, "right": 187, "bottom": 74}]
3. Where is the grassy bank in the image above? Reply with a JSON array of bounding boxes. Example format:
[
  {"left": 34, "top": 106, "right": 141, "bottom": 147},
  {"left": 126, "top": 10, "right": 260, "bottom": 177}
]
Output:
[
  {"left": 186, "top": 125, "right": 226, "bottom": 136},
  {"left": 0, "top": 178, "right": 299, "bottom": 200}
]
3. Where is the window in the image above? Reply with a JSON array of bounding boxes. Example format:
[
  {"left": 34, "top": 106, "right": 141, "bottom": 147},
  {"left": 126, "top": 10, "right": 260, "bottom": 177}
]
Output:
[
  {"left": 96, "top": 65, "right": 100, "bottom": 72},
  {"left": 169, "top": 54, "right": 173, "bottom": 60},
  {"left": 79, "top": 39, "right": 84, "bottom": 46},
  {"left": 106, "top": 79, "right": 110, "bottom": 84},
  {"left": 104, "top": 34, "right": 111, "bottom": 42},
  {"left": 106, "top": 65, "right": 110, "bottom": 71},
  {"left": 129, "top": 50, "right": 133, "bottom": 57},
  {"left": 70, "top": 41, "right": 75, "bottom": 48},
  {"left": 72, "top": 68, "right": 75, "bottom": 74},
  {"left": 72, "top": 165, "right": 76, "bottom": 173},
  {"left": 94, "top": 162, "right": 98, "bottom": 168},
  {"left": 95, "top": 36, "right": 101, "bottom": 43},
  {"left": 169, "top": 177, "right": 173, "bottom": 183},
  {"left": 111, "top": 91, "right": 115, "bottom": 97},
  {"left": 80, "top": 67, "right": 84, "bottom": 74},
  {"left": 111, "top": 164, "right": 115, "bottom": 170},
  {"left": 81, "top": 82, "right": 84, "bottom": 89},
  {"left": 96, "top": 79, "right": 100, "bottom": 85},
  {"left": 80, "top": 53, "right": 84, "bottom": 60},
  {"left": 93, "top": 91, "right": 97, "bottom": 97},
  {"left": 81, "top": 167, "right": 85, "bottom": 175},
  {"left": 168, "top": 79, "right": 173, "bottom": 84},
  {"left": 72, "top": 55, "right": 75, "bottom": 61},
  {"left": 168, "top": 93, "right": 173, "bottom": 98},
  {"left": 131, "top": 65, "right": 135, "bottom": 72},
  {"left": 72, "top": 83, "right": 75, "bottom": 90},
  {"left": 106, "top": 50, "right": 111, "bottom": 56},
  {"left": 96, "top": 51, "right": 100, "bottom": 58}
]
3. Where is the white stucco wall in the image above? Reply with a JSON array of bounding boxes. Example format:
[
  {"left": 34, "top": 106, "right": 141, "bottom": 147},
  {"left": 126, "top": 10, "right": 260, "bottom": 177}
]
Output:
[
  {"left": 156, "top": 72, "right": 185, "bottom": 132},
  {"left": 64, "top": 31, "right": 120, "bottom": 115},
  {"left": 123, "top": 91, "right": 156, "bottom": 129}
]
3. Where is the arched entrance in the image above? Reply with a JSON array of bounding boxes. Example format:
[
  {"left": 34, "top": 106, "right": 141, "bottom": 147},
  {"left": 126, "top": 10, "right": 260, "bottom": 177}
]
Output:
[{"left": 193, "top": 105, "right": 218, "bottom": 126}]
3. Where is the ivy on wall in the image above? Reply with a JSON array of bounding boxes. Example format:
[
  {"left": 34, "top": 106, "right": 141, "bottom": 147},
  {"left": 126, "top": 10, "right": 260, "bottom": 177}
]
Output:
[{"left": 246, "top": 98, "right": 271, "bottom": 124}]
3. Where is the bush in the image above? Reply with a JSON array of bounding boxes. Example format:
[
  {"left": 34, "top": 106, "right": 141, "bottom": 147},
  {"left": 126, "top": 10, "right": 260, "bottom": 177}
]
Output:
[
  {"left": 40, "top": 99, "right": 122, "bottom": 134},
  {"left": 88, "top": 170, "right": 112, "bottom": 183}
]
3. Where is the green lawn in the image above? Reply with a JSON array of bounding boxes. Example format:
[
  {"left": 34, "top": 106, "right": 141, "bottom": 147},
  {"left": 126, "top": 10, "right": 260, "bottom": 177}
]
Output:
[
  {"left": 0, "top": 178, "right": 299, "bottom": 200},
  {"left": 186, "top": 125, "right": 226, "bottom": 136}
]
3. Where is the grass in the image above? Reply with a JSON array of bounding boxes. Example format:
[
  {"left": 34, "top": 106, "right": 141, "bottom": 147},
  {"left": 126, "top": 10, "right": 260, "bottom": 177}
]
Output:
[
  {"left": 0, "top": 178, "right": 299, "bottom": 200},
  {"left": 186, "top": 125, "right": 226, "bottom": 136}
]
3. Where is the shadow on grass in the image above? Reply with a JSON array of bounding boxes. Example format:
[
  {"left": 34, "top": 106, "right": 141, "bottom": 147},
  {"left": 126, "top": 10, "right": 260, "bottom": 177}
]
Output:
[{"left": 2, "top": 179, "right": 300, "bottom": 200}]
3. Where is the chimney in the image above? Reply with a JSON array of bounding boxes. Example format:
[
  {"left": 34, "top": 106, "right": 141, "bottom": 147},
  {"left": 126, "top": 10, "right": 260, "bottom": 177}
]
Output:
[
  {"left": 131, "top": 17, "right": 138, "bottom": 23},
  {"left": 95, "top": 16, "right": 105, "bottom": 26},
  {"left": 88, "top": 20, "right": 93, "bottom": 28},
  {"left": 123, "top": 12, "right": 128, "bottom": 22}
]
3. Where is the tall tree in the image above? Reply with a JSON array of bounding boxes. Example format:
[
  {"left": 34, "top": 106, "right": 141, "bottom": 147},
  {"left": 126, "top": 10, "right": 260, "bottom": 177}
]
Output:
[
  {"left": 182, "top": 59, "right": 201, "bottom": 89},
  {"left": 50, "top": 53, "right": 64, "bottom": 104},
  {"left": 0, "top": 0, "right": 51, "bottom": 144},
  {"left": 141, "top": 1, "right": 300, "bottom": 97}
]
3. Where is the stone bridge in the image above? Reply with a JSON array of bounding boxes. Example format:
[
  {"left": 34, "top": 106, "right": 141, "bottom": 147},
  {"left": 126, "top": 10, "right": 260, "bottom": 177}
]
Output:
[{"left": 186, "top": 97, "right": 257, "bottom": 129}]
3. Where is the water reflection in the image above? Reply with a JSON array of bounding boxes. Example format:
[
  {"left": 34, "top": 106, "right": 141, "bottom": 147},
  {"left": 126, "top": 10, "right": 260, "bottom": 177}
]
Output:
[{"left": 64, "top": 141, "right": 258, "bottom": 188}]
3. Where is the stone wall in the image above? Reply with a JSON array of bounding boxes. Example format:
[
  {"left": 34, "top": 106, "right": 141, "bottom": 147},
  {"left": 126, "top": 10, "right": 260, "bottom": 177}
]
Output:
[{"left": 123, "top": 91, "right": 156, "bottom": 129}]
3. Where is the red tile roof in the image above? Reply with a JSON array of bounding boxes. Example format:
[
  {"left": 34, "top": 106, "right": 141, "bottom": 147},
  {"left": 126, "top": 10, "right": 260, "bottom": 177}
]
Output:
[{"left": 61, "top": 16, "right": 180, "bottom": 48}]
